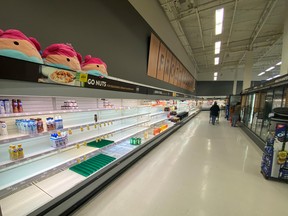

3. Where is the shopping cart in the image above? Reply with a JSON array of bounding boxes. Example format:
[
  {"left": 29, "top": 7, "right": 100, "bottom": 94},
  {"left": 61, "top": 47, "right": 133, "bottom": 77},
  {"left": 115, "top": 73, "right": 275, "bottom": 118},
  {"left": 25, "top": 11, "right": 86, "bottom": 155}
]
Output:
[{"left": 209, "top": 112, "right": 219, "bottom": 124}]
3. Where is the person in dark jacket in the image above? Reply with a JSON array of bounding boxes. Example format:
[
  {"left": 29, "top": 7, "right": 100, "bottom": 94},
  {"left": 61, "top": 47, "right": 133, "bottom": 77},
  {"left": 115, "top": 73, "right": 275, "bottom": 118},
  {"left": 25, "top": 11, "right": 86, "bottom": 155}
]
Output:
[
  {"left": 210, "top": 102, "right": 220, "bottom": 125},
  {"left": 232, "top": 102, "right": 241, "bottom": 127}
]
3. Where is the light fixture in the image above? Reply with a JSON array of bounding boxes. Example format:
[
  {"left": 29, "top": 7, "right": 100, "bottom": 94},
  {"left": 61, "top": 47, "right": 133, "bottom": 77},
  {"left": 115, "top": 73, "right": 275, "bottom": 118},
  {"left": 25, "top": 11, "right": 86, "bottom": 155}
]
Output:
[
  {"left": 276, "top": 61, "right": 282, "bottom": 66},
  {"left": 214, "top": 76, "right": 217, "bottom": 81},
  {"left": 258, "top": 72, "right": 265, "bottom": 76},
  {"left": 273, "top": 74, "right": 281, "bottom": 78},
  {"left": 215, "top": 8, "right": 224, "bottom": 35},
  {"left": 214, "top": 57, "right": 219, "bottom": 65},
  {"left": 214, "top": 72, "right": 218, "bottom": 76},
  {"left": 266, "top": 77, "right": 273, "bottom": 81},
  {"left": 266, "top": 66, "right": 275, "bottom": 72},
  {"left": 215, "top": 41, "right": 221, "bottom": 54}
]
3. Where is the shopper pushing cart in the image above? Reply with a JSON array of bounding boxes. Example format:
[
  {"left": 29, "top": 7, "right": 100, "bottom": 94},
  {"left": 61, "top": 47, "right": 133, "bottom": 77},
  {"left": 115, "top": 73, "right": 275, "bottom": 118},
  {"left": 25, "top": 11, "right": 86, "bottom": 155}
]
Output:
[{"left": 209, "top": 102, "right": 220, "bottom": 125}]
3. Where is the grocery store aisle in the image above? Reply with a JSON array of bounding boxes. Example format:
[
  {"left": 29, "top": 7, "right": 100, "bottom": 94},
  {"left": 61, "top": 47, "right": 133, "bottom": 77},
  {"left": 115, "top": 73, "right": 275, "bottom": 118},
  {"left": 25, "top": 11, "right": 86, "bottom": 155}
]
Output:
[{"left": 72, "top": 112, "right": 288, "bottom": 216}]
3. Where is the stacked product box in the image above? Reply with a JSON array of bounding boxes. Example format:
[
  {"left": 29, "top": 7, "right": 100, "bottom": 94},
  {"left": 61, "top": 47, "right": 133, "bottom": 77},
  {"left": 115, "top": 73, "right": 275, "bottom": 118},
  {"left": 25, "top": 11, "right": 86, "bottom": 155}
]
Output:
[{"left": 50, "top": 131, "right": 68, "bottom": 148}]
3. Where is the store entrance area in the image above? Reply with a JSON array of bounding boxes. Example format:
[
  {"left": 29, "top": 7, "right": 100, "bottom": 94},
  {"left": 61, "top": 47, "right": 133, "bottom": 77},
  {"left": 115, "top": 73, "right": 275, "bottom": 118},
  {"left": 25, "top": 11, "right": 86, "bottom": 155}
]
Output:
[{"left": 72, "top": 112, "right": 288, "bottom": 216}]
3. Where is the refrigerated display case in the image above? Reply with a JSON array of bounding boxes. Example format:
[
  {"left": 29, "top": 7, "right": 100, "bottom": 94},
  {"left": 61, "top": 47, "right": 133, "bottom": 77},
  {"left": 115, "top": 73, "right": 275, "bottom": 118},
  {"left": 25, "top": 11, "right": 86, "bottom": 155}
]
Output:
[
  {"left": 241, "top": 74, "right": 288, "bottom": 150},
  {"left": 0, "top": 57, "right": 199, "bottom": 216},
  {"left": 241, "top": 75, "right": 288, "bottom": 182},
  {"left": 261, "top": 108, "right": 288, "bottom": 182}
]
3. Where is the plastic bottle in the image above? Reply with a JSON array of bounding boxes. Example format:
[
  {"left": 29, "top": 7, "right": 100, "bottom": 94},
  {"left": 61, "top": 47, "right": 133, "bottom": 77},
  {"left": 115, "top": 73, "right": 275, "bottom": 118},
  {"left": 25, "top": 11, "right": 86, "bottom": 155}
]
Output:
[
  {"left": 58, "top": 115, "right": 63, "bottom": 129},
  {"left": 3, "top": 99, "right": 11, "bottom": 114},
  {"left": 50, "top": 117, "right": 55, "bottom": 130},
  {"left": 32, "top": 120, "right": 37, "bottom": 134},
  {"left": 23, "top": 120, "right": 28, "bottom": 134},
  {"left": 0, "top": 121, "right": 8, "bottom": 136},
  {"left": 36, "top": 118, "right": 44, "bottom": 133},
  {"left": 9, "top": 145, "right": 13, "bottom": 160},
  {"left": 17, "top": 144, "right": 24, "bottom": 159},
  {"left": 46, "top": 117, "right": 55, "bottom": 131},
  {"left": 54, "top": 116, "right": 58, "bottom": 130},
  {"left": 17, "top": 99, "right": 23, "bottom": 113},
  {"left": 0, "top": 100, "right": 5, "bottom": 114},
  {"left": 12, "top": 99, "right": 18, "bottom": 113},
  {"left": 11, "top": 145, "right": 18, "bottom": 160}
]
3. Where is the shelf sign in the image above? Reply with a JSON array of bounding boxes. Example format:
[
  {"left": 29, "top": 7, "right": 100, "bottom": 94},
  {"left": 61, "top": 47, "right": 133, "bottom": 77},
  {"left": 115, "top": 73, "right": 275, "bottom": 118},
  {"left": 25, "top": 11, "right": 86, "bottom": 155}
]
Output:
[
  {"left": 84, "top": 74, "right": 147, "bottom": 94},
  {"left": 79, "top": 73, "right": 88, "bottom": 82},
  {"left": 147, "top": 88, "right": 173, "bottom": 96}
]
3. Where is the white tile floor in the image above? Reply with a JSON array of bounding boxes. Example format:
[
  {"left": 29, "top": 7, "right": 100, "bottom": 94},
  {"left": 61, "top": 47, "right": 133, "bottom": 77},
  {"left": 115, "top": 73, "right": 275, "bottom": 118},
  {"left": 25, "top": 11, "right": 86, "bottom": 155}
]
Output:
[{"left": 72, "top": 112, "right": 288, "bottom": 216}]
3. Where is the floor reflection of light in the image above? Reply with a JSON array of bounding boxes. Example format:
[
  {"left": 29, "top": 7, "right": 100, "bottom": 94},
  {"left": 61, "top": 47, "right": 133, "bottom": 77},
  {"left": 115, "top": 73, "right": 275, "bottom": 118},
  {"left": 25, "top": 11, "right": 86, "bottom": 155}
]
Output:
[
  {"left": 200, "top": 165, "right": 210, "bottom": 200},
  {"left": 242, "top": 146, "right": 249, "bottom": 172},
  {"left": 207, "top": 139, "right": 211, "bottom": 151}
]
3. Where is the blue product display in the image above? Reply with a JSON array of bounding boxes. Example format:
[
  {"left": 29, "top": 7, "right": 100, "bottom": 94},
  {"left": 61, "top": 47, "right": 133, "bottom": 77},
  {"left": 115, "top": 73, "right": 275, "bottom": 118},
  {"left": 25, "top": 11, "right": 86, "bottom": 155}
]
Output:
[
  {"left": 264, "top": 145, "right": 273, "bottom": 156},
  {"left": 279, "top": 168, "right": 288, "bottom": 179},
  {"left": 261, "top": 122, "right": 288, "bottom": 182}
]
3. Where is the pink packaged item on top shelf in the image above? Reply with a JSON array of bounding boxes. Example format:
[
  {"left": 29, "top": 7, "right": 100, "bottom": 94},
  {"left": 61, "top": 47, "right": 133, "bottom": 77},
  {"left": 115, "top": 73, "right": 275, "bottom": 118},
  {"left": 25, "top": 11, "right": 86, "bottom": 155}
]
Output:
[
  {"left": 42, "top": 43, "right": 82, "bottom": 71},
  {"left": 81, "top": 55, "right": 108, "bottom": 78},
  {"left": 0, "top": 29, "right": 43, "bottom": 64}
]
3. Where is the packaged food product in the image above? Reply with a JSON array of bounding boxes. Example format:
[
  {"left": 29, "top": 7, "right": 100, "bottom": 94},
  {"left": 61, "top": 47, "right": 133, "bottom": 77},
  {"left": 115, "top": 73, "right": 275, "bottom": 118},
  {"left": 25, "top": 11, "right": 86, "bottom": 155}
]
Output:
[
  {"left": 0, "top": 121, "right": 8, "bottom": 136},
  {"left": 46, "top": 117, "right": 55, "bottom": 131},
  {"left": 36, "top": 118, "right": 44, "bottom": 133},
  {"left": 8, "top": 145, "right": 13, "bottom": 160},
  {"left": 11, "top": 145, "right": 18, "bottom": 160},
  {"left": 12, "top": 99, "right": 18, "bottom": 113},
  {"left": 17, "top": 144, "right": 24, "bottom": 159},
  {"left": 3, "top": 99, "right": 11, "bottom": 113},
  {"left": 17, "top": 99, "right": 23, "bottom": 112},
  {"left": 0, "top": 100, "right": 5, "bottom": 114}
]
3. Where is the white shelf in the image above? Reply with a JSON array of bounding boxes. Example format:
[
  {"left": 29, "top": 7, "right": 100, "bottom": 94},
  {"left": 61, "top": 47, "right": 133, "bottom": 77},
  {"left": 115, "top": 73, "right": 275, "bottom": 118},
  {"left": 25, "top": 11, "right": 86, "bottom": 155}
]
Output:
[
  {"left": 0, "top": 112, "right": 150, "bottom": 145},
  {"left": 111, "top": 127, "right": 148, "bottom": 144},
  {"left": 65, "top": 112, "right": 149, "bottom": 130},
  {"left": 65, "top": 120, "right": 149, "bottom": 149},
  {"left": 148, "top": 117, "right": 168, "bottom": 126},
  {"left": 0, "top": 120, "right": 150, "bottom": 170},
  {"left": 0, "top": 106, "right": 152, "bottom": 119},
  {"left": 0, "top": 122, "right": 150, "bottom": 197},
  {"left": 0, "top": 108, "right": 110, "bottom": 119},
  {"left": 0, "top": 145, "right": 98, "bottom": 191},
  {"left": 149, "top": 111, "right": 166, "bottom": 117}
]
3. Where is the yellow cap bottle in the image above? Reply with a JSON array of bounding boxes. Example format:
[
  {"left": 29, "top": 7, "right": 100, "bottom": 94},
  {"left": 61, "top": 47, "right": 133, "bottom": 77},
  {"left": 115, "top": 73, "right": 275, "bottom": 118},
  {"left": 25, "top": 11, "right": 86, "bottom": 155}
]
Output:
[
  {"left": 17, "top": 144, "right": 24, "bottom": 159},
  {"left": 12, "top": 145, "right": 18, "bottom": 160},
  {"left": 8, "top": 145, "right": 13, "bottom": 160}
]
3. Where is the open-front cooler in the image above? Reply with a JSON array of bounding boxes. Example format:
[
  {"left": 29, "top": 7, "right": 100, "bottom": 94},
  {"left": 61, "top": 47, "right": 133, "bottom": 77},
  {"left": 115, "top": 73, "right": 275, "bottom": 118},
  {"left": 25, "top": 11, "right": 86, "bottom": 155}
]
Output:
[{"left": 0, "top": 56, "right": 199, "bottom": 216}]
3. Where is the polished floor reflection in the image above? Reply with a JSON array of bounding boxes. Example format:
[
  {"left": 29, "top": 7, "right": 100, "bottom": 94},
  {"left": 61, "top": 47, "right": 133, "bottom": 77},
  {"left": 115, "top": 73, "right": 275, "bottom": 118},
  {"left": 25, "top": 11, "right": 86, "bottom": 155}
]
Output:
[{"left": 72, "top": 112, "right": 288, "bottom": 216}]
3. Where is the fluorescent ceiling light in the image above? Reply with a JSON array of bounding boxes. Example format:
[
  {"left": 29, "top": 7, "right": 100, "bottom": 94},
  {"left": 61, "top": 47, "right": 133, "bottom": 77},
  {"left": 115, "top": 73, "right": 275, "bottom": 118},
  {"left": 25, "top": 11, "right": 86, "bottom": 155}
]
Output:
[
  {"left": 215, "top": 24, "right": 223, "bottom": 35},
  {"left": 276, "top": 61, "right": 282, "bottom": 65},
  {"left": 214, "top": 72, "right": 218, "bottom": 76},
  {"left": 215, "top": 41, "right": 221, "bottom": 54},
  {"left": 214, "top": 76, "right": 217, "bottom": 81},
  {"left": 258, "top": 72, "right": 265, "bottom": 76},
  {"left": 266, "top": 66, "right": 275, "bottom": 72},
  {"left": 273, "top": 74, "right": 281, "bottom": 78},
  {"left": 214, "top": 57, "right": 219, "bottom": 65},
  {"left": 266, "top": 77, "right": 273, "bottom": 81},
  {"left": 215, "top": 8, "right": 224, "bottom": 35}
]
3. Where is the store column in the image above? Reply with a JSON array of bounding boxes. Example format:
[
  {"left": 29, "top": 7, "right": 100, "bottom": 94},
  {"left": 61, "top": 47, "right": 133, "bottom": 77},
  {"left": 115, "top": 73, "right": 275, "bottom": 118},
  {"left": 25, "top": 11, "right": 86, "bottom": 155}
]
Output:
[
  {"left": 280, "top": 1, "right": 288, "bottom": 75},
  {"left": 243, "top": 51, "right": 253, "bottom": 90},
  {"left": 232, "top": 67, "right": 238, "bottom": 95}
]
